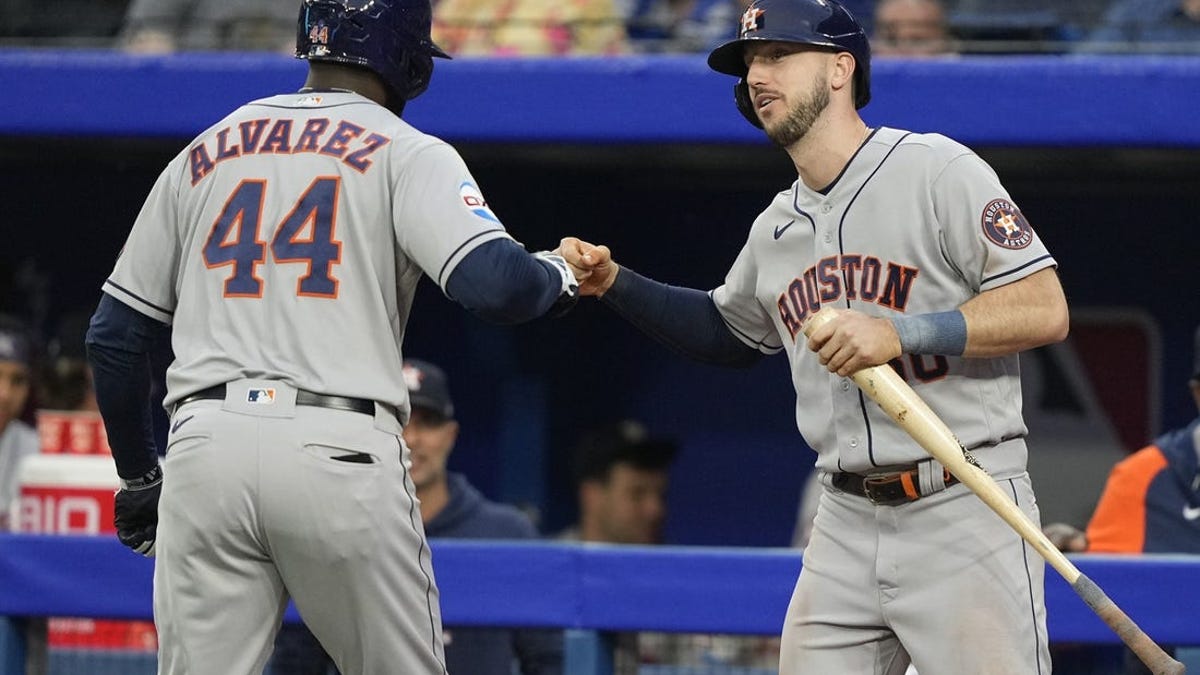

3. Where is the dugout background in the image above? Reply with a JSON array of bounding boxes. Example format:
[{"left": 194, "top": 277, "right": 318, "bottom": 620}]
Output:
[{"left": 1, "top": 53, "right": 1197, "bottom": 549}]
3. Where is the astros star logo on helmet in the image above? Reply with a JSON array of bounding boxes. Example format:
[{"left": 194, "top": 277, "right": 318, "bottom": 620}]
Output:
[{"left": 740, "top": 7, "right": 764, "bottom": 36}]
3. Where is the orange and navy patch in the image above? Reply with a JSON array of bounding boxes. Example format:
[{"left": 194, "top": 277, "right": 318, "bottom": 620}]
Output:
[
  {"left": 981, "top": 199, "right": 1033, "bottom": 250},
  {"left": 740, "top": 7, "right": 764, "bottom": 36}
]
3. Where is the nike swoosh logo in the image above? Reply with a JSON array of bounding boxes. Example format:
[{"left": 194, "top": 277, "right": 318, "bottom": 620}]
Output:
[
  {"left": 1184, "top": 505, "right": 1200, "bottom": 521},
  {"left": 773, "top": 219, "right": 796, "bottom": 240},
  {"left": 171, "top": 415, "right": 195, "bottom": 434}
]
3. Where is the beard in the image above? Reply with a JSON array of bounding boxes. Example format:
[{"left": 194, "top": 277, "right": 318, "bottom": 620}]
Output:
[{"left": 763, "top": 75, "right": 831, "bottom": 148}]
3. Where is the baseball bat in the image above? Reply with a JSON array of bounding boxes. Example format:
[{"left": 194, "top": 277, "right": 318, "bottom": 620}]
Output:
[{"left": 803, "top": 308, "right": 1185, "bottom": 675}]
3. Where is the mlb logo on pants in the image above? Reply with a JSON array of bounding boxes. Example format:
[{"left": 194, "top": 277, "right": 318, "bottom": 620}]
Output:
[{"left": 247, "top": 388, "right": 276, "bottom": 404}]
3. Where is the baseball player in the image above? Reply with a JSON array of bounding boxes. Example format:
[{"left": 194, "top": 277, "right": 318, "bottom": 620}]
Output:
[
  {"left": 83, "top": 1, "right": 579, "bottom": 673},
  {"left": 559, "top": 1, "right": 1068, "bottom": 673}
]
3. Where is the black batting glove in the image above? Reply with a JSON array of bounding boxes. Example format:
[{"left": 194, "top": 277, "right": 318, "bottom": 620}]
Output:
[{"left": 114, "top": 465, "right": 163, "bottom": 557}]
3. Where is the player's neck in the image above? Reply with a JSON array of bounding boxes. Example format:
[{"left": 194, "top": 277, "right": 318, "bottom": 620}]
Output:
[
  {"left": 787, "top": 113, "right": 871, "bottom": 192},
  {"left": 302, "top": 63, "right": 389, "bottom": 108}
]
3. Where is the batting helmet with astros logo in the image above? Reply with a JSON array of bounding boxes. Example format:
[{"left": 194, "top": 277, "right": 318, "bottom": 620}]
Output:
[
  {"left": 296, "top": 0, "right": 450, "bottom": 110},
  {"left": 707, "top": 0, "right": 871, "bottom": 128}
]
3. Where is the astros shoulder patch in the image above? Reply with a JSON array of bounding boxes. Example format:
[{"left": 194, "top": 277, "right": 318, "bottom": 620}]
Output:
[{"left": 980, "top": 198, "right": 1033, "bottom": 250}]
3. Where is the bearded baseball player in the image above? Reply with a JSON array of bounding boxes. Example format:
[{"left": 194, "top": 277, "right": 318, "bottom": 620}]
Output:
[
  {"left": 560, "top": 0, "right": 1069, "bottom": 673},
  {"left": 83, "top": 1, "right": 579, "bottom": 673}
]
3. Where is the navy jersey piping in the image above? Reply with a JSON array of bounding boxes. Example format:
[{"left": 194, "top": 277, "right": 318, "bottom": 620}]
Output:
[
  {"left": 836, "top": 130, "right": 912, "bottom": 467},
  {"left": 436, "top": 229, "right": 506, "bottom": 287},
  {"left": 981, "top": 254, "right": 1055, "bottom": 286},
  {"left": 1008, "top": 478, "right": 1046, "bottom": 675},
  {"left": 711, "top": 295, "right": 781, "bottom": 351},
  {"left": 103, "top": 279, "right": 175, "bottom": 317},
  {"left": 816, "top": 127, "right": 879, "bottom": 195},
  {"left": 395, "top": 435, "right": 449, "bottom": 674}
]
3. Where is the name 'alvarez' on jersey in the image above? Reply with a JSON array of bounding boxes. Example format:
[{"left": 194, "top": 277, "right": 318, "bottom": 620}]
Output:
[{"left": 103, "top": 91, "right": 512, "bottom": 422}]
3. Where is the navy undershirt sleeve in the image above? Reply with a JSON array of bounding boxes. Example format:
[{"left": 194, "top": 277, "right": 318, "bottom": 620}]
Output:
[
  {"left": 84, "top": 293, "right": 171, "bottom": 479},
  {"left": 600, "top": 267, "right": 761, "bottom": 367},
  {"left": 446, "top": 239, "right": 564, "bottom": 324}
]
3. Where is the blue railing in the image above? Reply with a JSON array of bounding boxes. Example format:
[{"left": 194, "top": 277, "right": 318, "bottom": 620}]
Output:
[
  {"left": 2, "top": 535, "right": 1199, "bottom": 674},
  {"left": 2, "top": 51, "right": 1199, "bottom": 146}
]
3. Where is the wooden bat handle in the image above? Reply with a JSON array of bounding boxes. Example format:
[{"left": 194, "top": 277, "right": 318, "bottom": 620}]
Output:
[{"left": 803, "top": 308, "right": 1185, "bottom": 675}]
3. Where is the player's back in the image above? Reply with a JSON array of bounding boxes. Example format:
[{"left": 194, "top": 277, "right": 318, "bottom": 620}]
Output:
[{"left": 162, "top": 92, "right": 436, "bottom": 408}]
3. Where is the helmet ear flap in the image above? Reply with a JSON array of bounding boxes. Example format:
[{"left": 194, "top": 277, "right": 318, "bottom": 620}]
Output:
[
  {"left": 400, "top": 51, "right": 434, "bottom": 101},
  {"left": 734, "top": 80, "right": 763, "bottom": 129}
]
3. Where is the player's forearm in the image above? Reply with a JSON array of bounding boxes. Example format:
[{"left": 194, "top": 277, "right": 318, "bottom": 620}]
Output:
[
  {"left": 959, "top": 267, "right": 1069, "bottom": 357},
  {"left": 446, "top": 239, "right": 568, "bottom": 324},
  {"left": 600, "top": 267, "right": 761, "bottom": 367},
  {"left": 85, "top": 294, "right": 168, "bottom": 479}
]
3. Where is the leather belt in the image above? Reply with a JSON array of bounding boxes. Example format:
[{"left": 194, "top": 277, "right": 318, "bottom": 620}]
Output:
[
  {"left": 830, "top": 464, "right": 959, "bottom": 506},
  {"left": 175, "top": 384, "right": 377, "bottom": 416}
]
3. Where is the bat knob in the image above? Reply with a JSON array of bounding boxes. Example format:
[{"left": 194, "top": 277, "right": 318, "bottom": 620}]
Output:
[{"left": 802, "top": 307, "right": 841, "bottom": 338}]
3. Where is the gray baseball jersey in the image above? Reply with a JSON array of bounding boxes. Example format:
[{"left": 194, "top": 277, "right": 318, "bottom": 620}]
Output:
[
  {"left": 104, "top": 91, "right": 511, "bottom": 420},
  {"left": 712, "top": 127, "right": 1054, "bottom": 674},
  {"left": 713, "top": 127, "right": 1055, "bottom": 476},
  {"left": 101, "top": 90, "right": 522, "bottom": 674}
]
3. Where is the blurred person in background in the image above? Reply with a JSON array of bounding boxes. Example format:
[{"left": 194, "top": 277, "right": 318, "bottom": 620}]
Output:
[
  {"left": 557, "top": 421, "right": 780, "bottom": 669},
  {"left": 557, "top": 419, "right": 676, "bottom": 544},
  {"left": 432, "top": 0, "right": 629, "bottom": 56},
  {"left": 872, "top": 0, "right": 954, "bottom": 56},
  {"left": 0, "top": 314, "right": 38, "bottom": 532},
  {"left": 1084, "top": 0, "right": 1200, "bottom": 52},
  {"left": 0, "top": 316, "right": 48, "bottom": 675},
  {"left": 1043, "top": 322, "right": 1200, "bottom": 555},
  {"left": 38, "top": 309, "right": 100, "bottom": 413},
  {"left": 119, "top": 0, "right": 296, "bottom": 53},
  {"left": 273, "top": 358, "right": 563, "bottom": 675},
  {"left": 1042, "top": 323, "right": 1200, "bottom": 673}
]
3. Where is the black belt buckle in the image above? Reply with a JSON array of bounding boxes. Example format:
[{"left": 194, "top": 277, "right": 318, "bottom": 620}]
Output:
[{"left": 861, "top": 473, "right": 913, "bottom": 506}]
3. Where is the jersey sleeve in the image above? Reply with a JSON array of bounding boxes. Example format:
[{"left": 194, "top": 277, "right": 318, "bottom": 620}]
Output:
[
  {"left": 392, "top": 142, "right": 513, "bottom": 292},
  {"left": 932, "top": 152, "right": 1057, "bottom": 293},
  {"left": 102, "top": 155, "right": 188, "bottom": 324},
  {"left": 710, "top": 240, "right": 784, "bottom": 354}
]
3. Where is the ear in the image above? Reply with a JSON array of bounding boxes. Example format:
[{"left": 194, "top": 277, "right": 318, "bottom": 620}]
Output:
[{"left": 830, "top": 52, "right": 856, "bottom": 98}]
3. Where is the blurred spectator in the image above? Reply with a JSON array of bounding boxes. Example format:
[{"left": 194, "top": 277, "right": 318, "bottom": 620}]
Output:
[
  {"left": 1041, "top": 324, "right": 1200, "bottom": 673},
  {"left": 1083, "top": 0, "right": 1200, "bottom": 53},
  {"left": 557, "top": 421, "right": 779, "bottom": 669},
  {"left": 432, "top": 0, "right": 629, "bottom": 56},
  {"left": 873, "top": 0, "right": 955, "bottom": 56},
  {"left": 1044, "top": 322, "right": 1200, "bottom": 557},
  {"left": 38, "top": 309, "right": 99, "bottom": 413},
  {"left": 557, "top": 419, "right": 676, "bottom": 544},
  {"left": 118, "top": 0, "right": 295, "bottom": 53},
  {"left": 0, "top": 315, "right": 39, "bottom": 531},
  {"left": 272, "top": 358, "right": 563, "bottom": 675}
]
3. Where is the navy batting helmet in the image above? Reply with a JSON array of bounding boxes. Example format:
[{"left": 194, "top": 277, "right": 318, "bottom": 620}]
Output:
[
  {"left": 708, "top": 0, "right": 870, "bottom": 128},
  {"left": 296, "top": 0, "right": 450, "bottom": 106}
]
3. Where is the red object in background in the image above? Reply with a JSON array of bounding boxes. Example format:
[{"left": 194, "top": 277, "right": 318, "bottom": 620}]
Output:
[
  {"left": 1068, "top": 311, "right": 1161, "bottom": 451},
  {"left": 16, "top": 446, "right": 158, "bottom": 652},
  {"left": 36, "top": 410, "right": 111, "bottom": 455}
]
